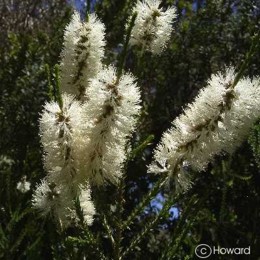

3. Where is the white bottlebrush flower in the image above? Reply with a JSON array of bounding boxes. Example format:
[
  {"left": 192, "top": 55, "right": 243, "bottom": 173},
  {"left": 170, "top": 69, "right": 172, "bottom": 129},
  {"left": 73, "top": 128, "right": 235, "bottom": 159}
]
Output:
[
  {"left": 79, "top": 184, "right": 95, "bottom": 225},
  {"left": 129, "top": 0, "right": 177, "bottom": 54},
  {"left": 81, "top": 66, "right": 141, "bottom": 185},
  {"left": 39, "top": 93, "right": 86, "bottom": 187},
  {"left": 149, "top": 67, "right": 260, "bottom": 190},
  {"left": 60, "top": 11, "right": 106, "bottom": 98},
  {"left": 214, "top": 77, "right": 260, "bottom": 154},
  {"left": 32, "top": 179, "right": 76, "bottom": 228},
  {"left": 17, "top": 176, "right": 31, "bottom": 193}
]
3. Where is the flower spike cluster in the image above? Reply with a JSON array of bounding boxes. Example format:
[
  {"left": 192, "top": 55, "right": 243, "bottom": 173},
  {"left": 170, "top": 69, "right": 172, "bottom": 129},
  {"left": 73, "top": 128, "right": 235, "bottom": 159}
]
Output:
[
  {"left": 82, "top": 66, "right": 141, "bottom": 185},
  {"left": 60, "top": 12, "right": 106, "bottom": 99},
  {"left": 39, "top": 94, "right": 85, "bottom": 185},
  {"left": 149, "top": 68, "right": 260, "bottom": 190},
  {"left": 129, "top": 0, "right": 177, "bottom": 54},
  {"left": 33, "top": 9, "right": 143, "bottom": 227},
  {"left": 33, "top": 94, "right": 95, "bottom": 227}
]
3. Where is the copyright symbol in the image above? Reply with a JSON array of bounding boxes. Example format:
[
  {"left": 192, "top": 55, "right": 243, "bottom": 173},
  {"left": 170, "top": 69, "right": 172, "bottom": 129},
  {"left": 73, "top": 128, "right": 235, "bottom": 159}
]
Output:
[{"left": 195, "top": 244, "right": 212, "bottom": 258}]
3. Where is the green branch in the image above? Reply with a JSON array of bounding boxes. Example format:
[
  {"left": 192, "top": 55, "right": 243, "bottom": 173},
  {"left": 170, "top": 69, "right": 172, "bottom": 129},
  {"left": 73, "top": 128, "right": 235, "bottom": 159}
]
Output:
[
  {"left": 116, "top": 12, "right": 137, "bottom": 81},
  {"left": 86, "top": 0, "right": 91, "bottom": 22},
  {"left": 128, "top": 134, "right": 154, "bottom": 160},
  {"left": 121, "top": 192, "right": 183, "bottom": 259},
  {"left": 232, "top": 32, "right": 259, "bottom": 89},
  {"left": 44, "top": 64, "right": 53, "bottom": 100},
  {"left": 114, "top": 177, "right": 125, "bottom": 260},
  {"left": 159, "top": 196, "right": 201, "bottom": 259},
  {"left": 123, "top": 174, "right": 169, "bottom": 229},
  {"left": 54, "top": 64, "right": 63, "bottom": 110}
]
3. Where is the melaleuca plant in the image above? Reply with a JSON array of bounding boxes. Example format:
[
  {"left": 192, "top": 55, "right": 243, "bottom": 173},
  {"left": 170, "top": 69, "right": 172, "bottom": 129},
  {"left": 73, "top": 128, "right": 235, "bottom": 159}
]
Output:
[{"left": 32, "top": 0, "right": 260, "bottom": 258}]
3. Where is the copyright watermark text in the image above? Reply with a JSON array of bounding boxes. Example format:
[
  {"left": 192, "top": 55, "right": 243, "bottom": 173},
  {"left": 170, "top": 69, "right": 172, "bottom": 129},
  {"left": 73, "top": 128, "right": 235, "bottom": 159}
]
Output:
[{"left": 195, "top": 244, "right": 250, "bottom": 258}]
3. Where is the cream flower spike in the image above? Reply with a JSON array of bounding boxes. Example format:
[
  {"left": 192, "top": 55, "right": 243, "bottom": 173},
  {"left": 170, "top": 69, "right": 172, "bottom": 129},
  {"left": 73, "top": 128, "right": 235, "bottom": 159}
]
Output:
[
  {"left": 60, "top": 11, "right": 106, "bottom": 99},
  {"left": 130, "top": 0, "right": 177, "bottom": 54},
  {"left": 39, "top": 93, "right": 86, "bottom": 187},
  {"left": 149, "top": 67, "right": 260, "bottom": 191},
  {"left": 81, "top": 66, "right": 141, "bottom": 185}
]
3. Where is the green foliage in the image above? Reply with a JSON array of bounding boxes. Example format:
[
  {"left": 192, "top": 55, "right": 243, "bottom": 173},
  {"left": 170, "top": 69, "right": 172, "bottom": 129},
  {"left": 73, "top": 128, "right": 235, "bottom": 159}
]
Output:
[
  {"left": 0, "top": 1, "right": 72, "bottom": 258},
  {"left": 249, "top": 122, "right": 260, "bottom": 168}
]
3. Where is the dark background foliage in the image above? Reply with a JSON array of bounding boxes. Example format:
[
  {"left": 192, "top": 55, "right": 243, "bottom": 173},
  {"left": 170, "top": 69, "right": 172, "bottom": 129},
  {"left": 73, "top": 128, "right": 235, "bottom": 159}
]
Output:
[{"left": 0, "top": 0, "right": 260, "bottom": 259}]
